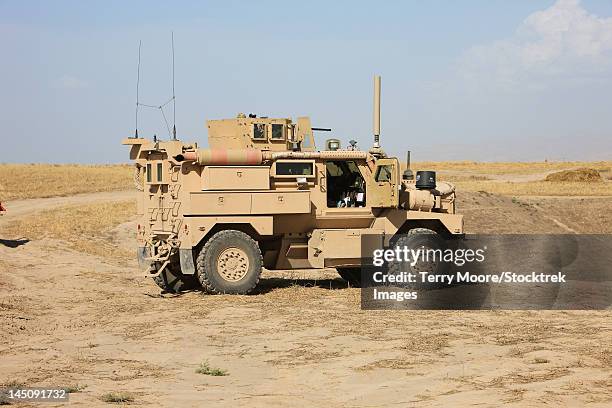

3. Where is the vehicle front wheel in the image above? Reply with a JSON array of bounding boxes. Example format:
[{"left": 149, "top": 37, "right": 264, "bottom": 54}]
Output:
[{"left": 196, "top": 230, "right": 262, "bottom": 294}]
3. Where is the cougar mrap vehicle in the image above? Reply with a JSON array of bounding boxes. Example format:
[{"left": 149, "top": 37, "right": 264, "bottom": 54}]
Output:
[{"left": 123, "top": 76, "right": 463, "bottom": 294}]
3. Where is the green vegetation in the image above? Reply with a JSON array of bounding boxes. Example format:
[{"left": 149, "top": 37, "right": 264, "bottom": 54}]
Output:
[
  {"left": 196, "top": 361, "right": 229, "bottom": 376},
  {"left": 100, "top": 392, "right": 134, "bottom": 404},
  {"left": 64, "top": 384, "right": 87, "bottom": 393}
]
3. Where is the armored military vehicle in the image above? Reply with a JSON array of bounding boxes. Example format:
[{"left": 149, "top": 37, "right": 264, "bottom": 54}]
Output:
[{"left": 123, "top": 76, "right": 463, "bottom": 294}]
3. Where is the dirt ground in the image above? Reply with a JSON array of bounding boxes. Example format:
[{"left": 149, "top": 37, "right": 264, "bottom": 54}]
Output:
[{"left": 1, "top": 190, "right": 611, "bottom": 407}]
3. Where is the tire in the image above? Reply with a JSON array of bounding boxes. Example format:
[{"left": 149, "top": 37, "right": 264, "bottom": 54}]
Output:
[
  {"left": 388, "top": 227, "right": 435, "bottom": 248},
  {"left": 388, "top": 228, "right": 448, "bottom": 289},
  {"left": 152, "top": 262, "right": 201, "bottom": 293},
  {"left": 337, "top": 267, "right": 362, "bottom": 287},
  {"left": 196, "top": 230, "right": 262, "bottom": 294},
  {"left": 407, "top": 228, "right": 437, "bottom": 236}
]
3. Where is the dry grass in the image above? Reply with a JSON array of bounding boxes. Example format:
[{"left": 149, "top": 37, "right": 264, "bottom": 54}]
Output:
[
  {"left": 545, "top": 168, "right": 602, "bottom": 182},
  {"left": 533, "top": 358, "right": 550, "bottom": 364},
  {"left": 2, "top": 200, "right": 135, "bottom": 259},
  {"left": 412, "top": 161, "right": 612, "bottom": 175},
  {"left": 0, "top": 164, "right": 132, "bottom": 200},
  {"left": 100, "top": 392, "right": 134, "bottom": 403},
  {"left": 404, "top": 161, "right": 612, "bottom": 196},
  {"left": 442, "top": 174, "right": 492, "bottom": 182},
  {"left": 452, "top": 180, "right": 612, "bottom": 196},
  {"left": 1, "top": 379, "right": 24, "bottom": 388},
  {"left": 2, "top": 162, "right": 610, "bottom": 202},
  {"left": 64, "top": 384, "right": 87, "bottom": 393}
]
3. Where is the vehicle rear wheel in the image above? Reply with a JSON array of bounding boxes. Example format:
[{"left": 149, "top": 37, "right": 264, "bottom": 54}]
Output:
[
  {"left": 337, "top": 267, "right": 362, "bottom": 287},
  {"left": 152, "top": 262, "right": 201, "bottom": 293},
  {"left": 196, "top": 230, "right": 262, "bottom": 294}
]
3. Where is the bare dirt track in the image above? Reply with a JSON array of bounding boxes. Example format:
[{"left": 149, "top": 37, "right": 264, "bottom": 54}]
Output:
[
  {"left": 0, "top": 191, "right": 135, "bottom": 228},
  {"left": 0, "top": 191, "right": 611, "bottom": 407}
]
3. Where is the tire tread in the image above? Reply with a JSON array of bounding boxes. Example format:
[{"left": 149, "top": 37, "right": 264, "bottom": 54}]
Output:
[{"left": 196, "top": 230, "right": 262, "bottom": 294}]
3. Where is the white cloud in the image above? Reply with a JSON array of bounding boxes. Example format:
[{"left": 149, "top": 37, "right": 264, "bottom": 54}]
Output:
[
  {"left": 55, "top": 75, "right": 89, "bottom": 89},
  {"left": 459, "top": 0, "right": 612, "bottom": 90}
]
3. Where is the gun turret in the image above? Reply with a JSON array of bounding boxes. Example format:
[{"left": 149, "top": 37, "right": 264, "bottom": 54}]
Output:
[{"left": 206, "top": 115, "right": 317, "bottom": 152}]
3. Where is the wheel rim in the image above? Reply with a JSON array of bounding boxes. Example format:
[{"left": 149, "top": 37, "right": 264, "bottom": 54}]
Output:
[{"left": 216, "top": 247, "right": 250, "bottom": 282}]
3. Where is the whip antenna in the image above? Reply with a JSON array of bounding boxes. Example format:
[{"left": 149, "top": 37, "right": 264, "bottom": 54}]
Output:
[
  {"left": 171, "top": 31, "right": 176, "bottom": 140},
  {"left": 135, "top": 40, "right": 142, "bottom": 138},
  {"left": 133, "top": 35, "right": 177, "bottom": 140}
]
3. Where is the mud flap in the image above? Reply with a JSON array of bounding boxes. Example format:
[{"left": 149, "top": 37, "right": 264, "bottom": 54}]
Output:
[
  {"left": 137, "top": 247, "right": 152, "bottom": 269},
  {"left": 179, "top": 248, "right": 196, "bottom": 275}
]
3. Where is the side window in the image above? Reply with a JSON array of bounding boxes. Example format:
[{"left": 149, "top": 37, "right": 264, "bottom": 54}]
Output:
[
  {"left": 375, "top": 165, "right": 392, "bottom": 182},
  {"left": 146, "top": 163, "right": 152, "bottom": 183},
  {"left": 273, "top": 160, "right": 315, "bottom": 178},
  {"left": 157, "top": 163, "right": 163, "bottom": 182},
  {"left": 253, "top": 123, "right": 266, "bottom": 140},
  {"left": 271, "top": 124, "right": 284, "bottom": 140}
]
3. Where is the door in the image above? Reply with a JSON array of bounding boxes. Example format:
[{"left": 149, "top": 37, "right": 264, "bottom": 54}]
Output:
[{"left": 369, "top": 158, "right": 399, "bottom": 208}]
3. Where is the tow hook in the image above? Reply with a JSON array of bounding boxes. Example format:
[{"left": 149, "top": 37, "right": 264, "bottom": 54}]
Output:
[{"left": 141, "top": 259, "right": 169, "bottom": 278}]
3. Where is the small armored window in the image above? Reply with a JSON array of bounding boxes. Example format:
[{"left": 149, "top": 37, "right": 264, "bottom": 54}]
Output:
[
  {"left": 157, "top": 163, "right": 163, "bottom": 182},
  {"left": 271, "top": 124, "right": 284, "bottom": 140},
  {"left": 146, "top": 163, "right": 152, "bottom": 183},
  {"left": 275, "top": 162, "right": 314, "bottom": 177},
  {"left": 375, "top": 165, "right": 392, "bottom": 182},
  {"left": 253, "top": 123, "right": 266, "bottom": 140}
]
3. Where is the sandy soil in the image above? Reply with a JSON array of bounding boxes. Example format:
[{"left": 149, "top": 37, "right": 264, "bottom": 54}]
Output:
[{"left": 0, "top": 191, "right": 611, "bottom": 407}]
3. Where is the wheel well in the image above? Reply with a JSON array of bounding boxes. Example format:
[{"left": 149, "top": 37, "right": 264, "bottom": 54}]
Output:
[
  {"left": 197, "top": 223, "right": 262, "bottom": 250},
  {"left": 398, "top": 219, "right": 452, "bottom": 239}
]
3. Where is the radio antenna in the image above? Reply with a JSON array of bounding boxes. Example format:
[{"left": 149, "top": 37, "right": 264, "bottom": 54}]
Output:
[
  {"left": 133, "top": 35, "right": 177, "bottom": 140},
  {"left": 373, "top": 75, "right": 381, "bottom": 148},
  {"left": 134, "top": 40, "right": 142, "bottom": 138},
  {"left": 171, "top": 31, "right": 177, "bottom": 140}
]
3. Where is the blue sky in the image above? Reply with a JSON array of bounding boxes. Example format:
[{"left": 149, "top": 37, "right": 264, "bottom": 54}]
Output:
[{"left": 1, "top": 0, "right": 611, "bottom": 163}]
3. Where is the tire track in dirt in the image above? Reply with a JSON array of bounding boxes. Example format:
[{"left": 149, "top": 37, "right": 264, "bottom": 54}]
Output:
[{"left": 529, "top": 203, "right": 579, "bottom": 233}]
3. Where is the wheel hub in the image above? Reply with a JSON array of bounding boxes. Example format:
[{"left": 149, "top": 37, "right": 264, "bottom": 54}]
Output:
[{"left": 217, "top": 247, "right": 250, "bottom": 282}]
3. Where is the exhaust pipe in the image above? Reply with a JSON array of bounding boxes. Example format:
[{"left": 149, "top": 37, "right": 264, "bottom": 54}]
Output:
[
  {"left": 175, "top": 148, "right": 371, "bottom": 165},
  {"left": 174, "top": 149, "right": 263, "bottom": 165}
]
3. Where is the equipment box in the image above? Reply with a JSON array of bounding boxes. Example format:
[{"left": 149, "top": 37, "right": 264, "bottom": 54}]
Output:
[
  {"left": 251, "top": 191, "right": 311, "bottom": 214},
  {"left": 189, "top": 190, "right": 310, "bottom": 215},
  {"left": 202, "top": 166, "right": 270, "bottom": 190}
]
